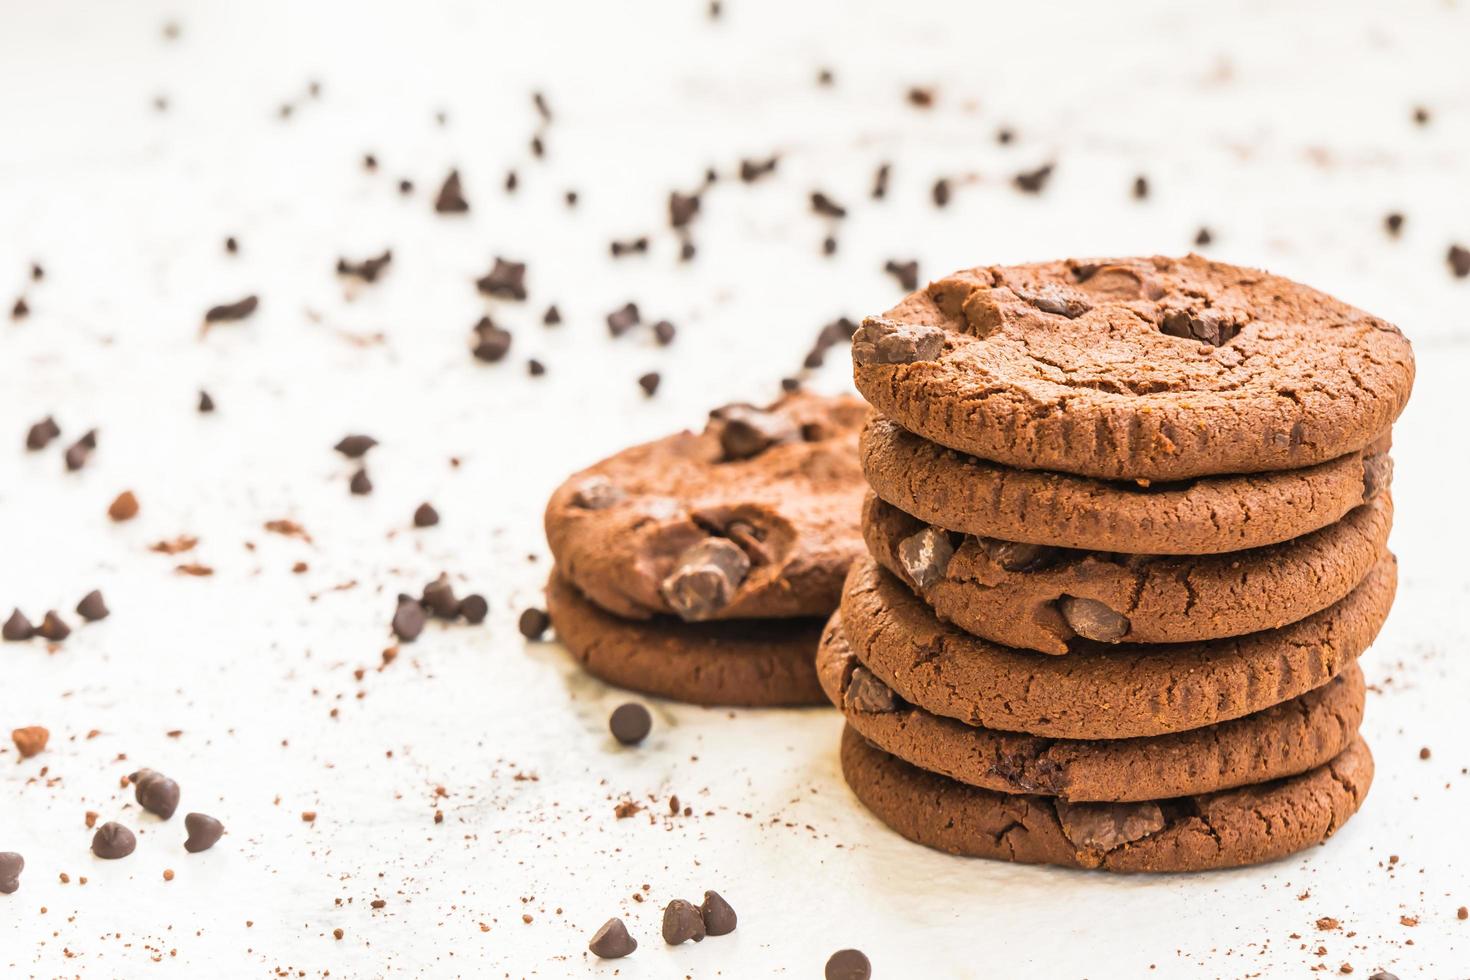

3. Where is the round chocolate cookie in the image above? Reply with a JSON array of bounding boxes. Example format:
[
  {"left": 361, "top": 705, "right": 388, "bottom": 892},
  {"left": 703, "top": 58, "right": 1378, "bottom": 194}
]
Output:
[
  {"left": 840, "top": 555, "right": 1395, "bottom": 740},
  {"left": 861, "top": 415, "right": 1393, "bottom": 555},
  {"left": 863, "top": 490, "right": 1393, "bottom": 654},
  {"left": 818, "top": 615, "right": 1366, "bottom": 802},
  {"left": 545, "top": 391, "right": 868, "bottom": 622},
  {"left": 840, "top": 725, "right": 1373, "bottom": 872},
  {"left": 851, "top": 255, "right": 1414, "bottom": 481},
  {"left": 545, "top": 572, "right": 825, "bottom": 707}
]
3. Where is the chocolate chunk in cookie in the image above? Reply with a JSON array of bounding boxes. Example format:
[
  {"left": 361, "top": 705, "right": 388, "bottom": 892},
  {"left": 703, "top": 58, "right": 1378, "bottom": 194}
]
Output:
[
  {"left": 660, "top": 539, "right": 751, "bottom": 620},
  {"left": 851, "top": 316, "right": 945, "bottom": 366}
]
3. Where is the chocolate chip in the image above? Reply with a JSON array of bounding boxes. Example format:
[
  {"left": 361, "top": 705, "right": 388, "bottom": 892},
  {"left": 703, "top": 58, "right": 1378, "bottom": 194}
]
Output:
[
  {"left": 518, "top": 608, "right": 549, "bottom": 639},
  {"left": 0, "top": 852, "right": 22, "bottom": 894},
  {"left": 1132, "top": 175, "right": 1150, "bottom": 199},
  {"left": 64, "top": 431, "right": 97, "bottom": 471},
  {"left": 434, "top": 170, "right": 469, "bottom": 213},
  {"left": 1384, "top": 213, "right": 1404, "bottom": 236},
  {"left": 738, "top": 156, "right": 778, "bottom": 182},
  {"left": 897, "top": 526, "right": 953, "bottom": 589},
  {"left": 871, "top": 163, "right": 890, "bottom": 200},
  {"left": 421, "top": 573, "right": 460, "bottom": 619},
  {"left": 826, "top": 949, "right": 872, "bottom": 980},
  {"left": 609, "top": 703, "right": 652, "bottom": 746},
  {"left": 680, "top": 240, "right": 697, "bottom": 262},
  {"left": 822, "top": 235, "right": 838, "bottom": 256},
  {"left": 336, "top": 249, "right": 392, "bottom": 283},
  {"left": 1194, "top": 227, "right": 1214, "bottom": 247},
  {"left": 638, "top": 372, "right": 661, "bottom": 397},
  {"left": 530, "top": 135, "right": 544, "bottom": 157},
  {"left": 669, "top": 191, "right": 700, "bottom": 228},
  {"left": 11, "top": 297, "right": 29, "bottom": 320},
  {"left": 564, "top": 190, "right": 578, "bottom": 207},
  {"left": 1054, "top": 799, "right": 1165, "bottom": 851},
  {"left": 36, "top": 611, "right": 70, "bottom": 642},
  {"left": 982, "top": 538, "right": 1058, "bottom": 572},
  {"left": 661, "top": 899, "right": 706, "bottom": 945},
  {"left": 476, "top": 258, "right": 527, "bottom": 300},
  {"left": 334, "top": 434, "right": 377, "bottom": 458},
  {"left": 504, "top": 170, "right": 519, "bottom": 192},
  {"left": 204, "top": 296, "right": 258, "bottom": 323},
  {"left": 197, "top": 390, "right": 215, "bottom": 413},
  {"left": 11, "top": 726, "right": 46, "bottom": 758},
  {"left": 1160, "top": 307, "right": 1239, "bottom": 346},
  {"left": 851, "top": 316, "right": 945, "bottom": 366},
  {"left": 1412, "top": 105, "right": 1430, "bottom": 125},
  {"left": 609, "top": 236, "right": 650, "bottom": 258},
  {"left": 1448, "top": 244, "right": 1470, "bottom": 279},
  {"left": 1058, "top": 596, "right": 1130, "bottom": 642},
  {"left": 570, "top": 476, "right": 624, "bottom": 510},
  {"left": 588, "top": 917, "right": 637, "bottom": 959},
  {"left": 91, "top": 822, "right": 137, "bottom": 859},
  {"left": 391, "top": 597, "right": 426, "bottom": 641},
  {"left": 700, "top": 890, "right": 737, "bottom": 936},
  {"left": 30, "top": 262, "right": 43, "bottom": 282},
  {"left": 817, "top": 67, "right": 835, "bottom": 85},
  {"left": 76, "top": 590, "right": 109, "bottom": 622},
  {"left": 349, "top": 469, "right": 373, "bottom": 495},
  {"left": 1361, "top": 454, "right": 1392, "bottom": 502},
  {"left": 884, "top": 259, "right": 919, "bottom": 291},
  {"left": 652, "top": 320, "right": 676, "bottom": 346},
  {"left": 845, "top": 666, "right": 897, "bottom": 714},
  {"left": 711, "top": 405, "right": 799, "bottom": 460},
  {"left": 811, "top": 192, "right": 847, "bottom": 219},
  {"left": 606, "top": 303, "right": 640, "bottom": 337},
  {"left": 2, "top": 610, "right": 34, "bottom": 641},
  {"left": 362, "top": 153, "right": 378, "bottom": 171},
  {"left": 471, "top": 317, "right": 513, "bottom": 362},
  {"left": 398, "top": 179, "right": 413, "bottom": 194},
  {"left": 130, "top": 768, "right": 181, "bottom": 819},
  {"left": 224, "top": 236, "right": 239, "bottom": 254},
  {"left": 458, "top": 595, "right": 489, "bottom": 625},
  {"left": 108, "top": 490, "right": 139, "bottom": 522},
  {"left": 1015, "top": 285, "right": 1091, "bottom": 318},
  {"left": 413, "top": 503, "right": 440, "bottom": 527},
  {"left": 906, "top": 86, "right": 934, "bottom": 108},
  {"left": 543, "top": 305, "right": 561, "bottom": 326},
  {"left": 1013, "top": 163, "right": 1054, "bottom": 193},
  {"left": 184, "top": 812, "right": 224, "bottom": 853},
  {"left": 661, "top": 539, "right": 750, "bottom": 620},
  {"left": 25, "top": 416, "right": 60, "bottom": 450}
]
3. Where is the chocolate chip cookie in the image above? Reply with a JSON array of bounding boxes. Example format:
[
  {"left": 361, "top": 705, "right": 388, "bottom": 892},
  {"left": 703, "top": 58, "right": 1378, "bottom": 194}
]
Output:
[
  {"left": 863, "top": 491, "right": 1393, "bottom": 653},
  {"left": 840, "top": 555, "right": 1395, "bottom": 739},
  {"left": 852, "top": 255, "right": 1414, "bottom": 481},
  {"left": 861, "top": 415, "right": 1394, "bottom": 555},
  {"left": 546, "top": 572, "right": 825, "bottom": 707},
  {"left": 545, "top": 392, "right": 867, "bottom": 622},
  {"left": 818, "top": 615, "right": 1366, "bottom": 801},
  {"left": 840, "top": 725, "right": 1373, "bottom": 872}
]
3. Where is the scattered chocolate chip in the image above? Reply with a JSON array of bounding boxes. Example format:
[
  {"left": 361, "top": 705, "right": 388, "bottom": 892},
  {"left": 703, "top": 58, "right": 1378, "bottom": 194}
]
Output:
[
  {"left": 660, "top": 539, "right": 750, "bottom": 620},
  {"left": 391, "top": 596, "right": 426, "bottom": 642},
  {"left": 884, "top": 259, "right": 919, "bottom": 291},
  {"left": 471, "top": 317, "right": 513, "bottom": 362},
  {"left": 2, "top": 610, "right": 34, "bottom": 641},
  {"left": 504, "top": 170, "right": 519, "bottom": 192},
  {"left": 606, "top": 303, "right": 640, "bottom": 337},
  {"left": 982, "top": 538, "right": 1058, "bottom": 572},
  {"left": 638, "top": 372, "right": 661, "bottom": 397},
  {"left": 826, "top": 949, "right": 872, "bottom": 980},
  {"left": 421, "top": 574, "right": 460, "bottom": 619},
  {"left": 1194, "top": 227, "right": 1214, "bottom": 247},
  {"left": 870, "top": 163, "right": 891, "bottom": 199},
  {"left": 25, "top": 416, "right": 60, "bottom": 451},
  {"left": 108, "top": 490, "right": 140, "bottom": 522},
  {"left": 738, "top": 156, "right": 778, "bottom": 182},
  {"left": 542, "top": 305, "right": 561, "bottom": 326},
  {"left": 130, "top": 769, "right": 181, "bottom": 819},
  {"left": 184, "top": 813, "right": 224, "bottom": 853},
  {"left": 851, "top": 316, "right": 945, "bottom": 366},
  {"left": 1419, "top": 746, "right": 1431, "bottom": 760},
  {"left": 362, "top": 153, "right": 378, "bottom": 171},
  {"left": 64, "top": 430, "right": 97, "bottom": 471},
  {"left": 610, "top": 237, "right": 649, "bottom": 257},
  {"left": 398, "top": 178, "right": 413, "bottom": 194},
  {"left": 29, "top": 262, "right": 43, "bottom": 282},
  {"left": 11, "top": 726, "right": 47, "bottom": 758},
  {"left": 711, "top": 405, "right": 799, "bottom": 460},
  {"left": 1058, "top": 596, "right": 1130, "bottom": 642},
  {"left": 906, "top": 86, "right": 934, "bottom": 108},
  {"left": 334, "top": 435, "right": 378, "bottom": 458},
  {"left": 11, "top": 297, "right": 29, "bottom": 320},
  {"left": 476, "top": 258, "right": 528, "bottom": 300},
  {"left": 662, "top": 899, "right": 706, "bottom": 945},
  {"left": 1055, "top": 799, "right": 1165, "bottom": 850},
  {"left": 91, "top": 822, "right": 137, "bottom": 859},
  {"left": 570, "top": 476, "right": 624, "bottom": 510},
  {"left": 1013, "top": 163, "right": 1054, "bottom": 194},
  {"left": 336, "top": 250, "right": 392, "bottom": 283},
  {"left": 811, "top": 191, "right": 847, "bottom": 219},
  {"left": 434, "top": 170, "right": 469, "bottom": 213},
  {"left": 1448, "top": 244, "right": 1470, "bottom": 279},
  {"left": 197, "top": 390, "right": 215, "bottom": 413},
  {"left": 680, "top": 239, "right": 697, "bottom": 262},
  {"left": 822, "top": 235, "right": 838, "bottom": 256},
  {"left": 931, "top": 178, "right": 951, "bottom": 207},
  {"left": 518, "top": 608, "right": 549, "bottom": 640},
  {"left": 0, "top": 852, "right": 22, "bottom": 894},
  {"left": 845, "top": 666, "right": 898, "bottom": 714},
  {"left": 700, "top": 890, "right": 737, "bottom": 936},
  {"left": 349, "top": 469, "right": 373, "bottom": 495},
  {"left": 564, "top": 189, "right": 578, "bottom": 207},
  {"left": 204, "top": 296, "right": 258, "bottom": 323},
  {"left": 458, "top": 594, "right": 489, "bottom": 624},
  {"left": 588, "top": 917, "right": 637, "bottom": 959},
  {"left": 669, "top": 191, "right": 701, "bottom": 228},
  {"left": 36, "top": 611, "right": 70, "bottom": 642},
  {"left": 224, "top": 236, "right": 239, "bottom": 254},
  {"left": 76, "top": 590, "right": 109, "bottom": 622},
  {"left": 530, "top": 135, "right": 544, "bottom": 157},
  {"left": 1412, "top": 105, "right": 1430, "bottom": 125},
  {"left": 1132, "top": 175, "right": 1149, "bottom": 199},
  {"left": 413, "top": 503, "right": 440, "bottom": 528},
  {"left": 1384, "top": 213, "right": 1404, "bottom": 236},
  {"left": 897, "top": 526, "right": 953, "bottom": 589},
  {"left": 609, "top": 702, "right": 652, "bottom": 745},
  {"left": 652, "top": 320, "right": 676, "bottom": 346},
  {"left": 817, "top": 67, "right": 834, "bottom": 85}
]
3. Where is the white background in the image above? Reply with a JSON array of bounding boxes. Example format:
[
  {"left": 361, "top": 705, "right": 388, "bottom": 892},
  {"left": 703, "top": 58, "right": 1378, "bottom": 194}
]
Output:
[{"left": 1, "top": 0, "right": 1467, "bottom": 976}]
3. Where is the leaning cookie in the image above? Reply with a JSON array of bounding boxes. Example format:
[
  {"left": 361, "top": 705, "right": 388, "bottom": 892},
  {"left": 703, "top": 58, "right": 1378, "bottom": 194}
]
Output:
[
  {"left": 863, "top": 491, "right": 1393, "bottom": 653},
  {"left": 840, "top": 726, "right": 1373, "bottom": 872},
  {"left": 818, "top": 615, "right": 1366, "bottom": 802},
  {"left": 545, "top": 392, "right": 868, "bottom": 622},
  {"left": 545, "top": 572, "right": 826, "bottom": 707}
]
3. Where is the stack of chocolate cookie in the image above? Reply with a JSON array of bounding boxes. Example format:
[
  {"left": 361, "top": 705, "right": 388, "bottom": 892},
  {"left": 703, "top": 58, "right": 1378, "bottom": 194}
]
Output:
[
  {"left": 823, "top": 255, "right": 1415, "bottom": 871},
  {"left": 545, "top": 392, "right": 868, "bottom": 706}
]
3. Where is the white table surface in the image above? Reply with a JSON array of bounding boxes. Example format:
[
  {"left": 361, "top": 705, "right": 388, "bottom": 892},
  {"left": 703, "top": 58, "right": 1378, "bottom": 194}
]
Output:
[{"left": 2, "top": 0, "right": 1467, "bottom": 976}]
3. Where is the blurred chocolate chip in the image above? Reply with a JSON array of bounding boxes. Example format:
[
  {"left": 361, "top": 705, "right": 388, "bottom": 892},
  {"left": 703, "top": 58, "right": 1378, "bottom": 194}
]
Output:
[
  {"left": 570, "top": 476, "right": 624, "bottom": 510},
  {"left": 108, "top": 490, "right": 139, "bottom": 522},
  {"left": 811, "top": 192, "right": 847, "bottom": 219},
  {"left": 680, "top": 240, "right": 697, "bottom": 262},
  {"left": 413, "top": 503, "right": 440, "bottom": 528},
  {"left": 700, "top": 890, "right": 737, "bottom": 936},
  {"left": 1058, "top": 596, "right": 1130, "bottom": 642},
  {"left": 391, "top": 597, "right": 426, "bottom": 642},
  {"left": 421, "top": 574, "right": 460, "bottom": 619},
  {"left": 661, "top": 539, "right": 750, "bottom": 620},
  {"left": 1013, "top": 163, "right": 1054, "bottom": 193},
  {"left": 1412, "top": 105, "right": 1430, "bottom": 125},
  {"left": 1384, "top": 213, "right": 1404, "bottom": 236},
  {"left": 30, "top": 262, "right": 44, "bottom": 281},
  {"left": 36, "top": 611, "right": 70, "bottom": 642},
  {"left": 669, "top": 191, "right": 700, "bottom": 228},
  {"left": 76, "top": 590, "right": 109, "bottom": 622},
  {"left": 471, "top": 316, "right": 513, "bottom": 362},
  {"left": 130, "top": 768, "right": 181, "bottom": 819},
  {"left": 362, "top": 153, "right": 378, "bottom": 171},
  {"left": 2, "top": 610, "right": 34, "bottom": 641},
  {"left": 334, "top": 435, "right": 378, "bottom": 458},
  {"left": 826, "top": 949, "right": 872, "bottom": 980},
  {"left": 204, "top": 296, "right": 258, "bottom": 323},
  {"left": 197, "top": 390, "right": 215, "bottom": 413},
  {"left": 871, "top": 163, "right": 890, "bottom": 200},
  {"left": 638, "top": 372, "right": 661, "bottom": 397},
  {"left": 542, "top": 305, "right": 561, "bottom": 326},
  {"left": 563, "top": 190, "right": 578, "bottom": 207},
  {"left": 845, "top": 666, "right": 897, "bottom": 714},
  {"left": 398, "top": 179, "right": 413, "bottom": 194},
  {"left": 336, "top": 250, "right": 392, "bottom": 283},
  {"left": 711, "top": 405, "right": 799, "bottom": 460},
  {"left": 1361, "top": 454, "right": 1393, "bottom": 502},
  {"left": 609, "top": 237, "right": 649, "bottom": 258},
  {"left": 606, "top": 303, "right": 640, "bottom": 337},
  {"left": 1055, "top": 799, "right": 1165, "bottom": 851},
  {"left": 1132, "top": 175, "right": 1150, "bottom": 199},
  {"left": 25, "top": 416, "right": 60, "bottom": 451},
  {"left": 588, "top": 917, "right": 637, "bottom": 959},
  {"left": 851, "top": 316, "right": 945, "bottom": 366},
  {"left": 224, "top": 236, "right": 239, "bottom": 254},
  {"left": 532, "top": 90, "right": 552, "bottom": 122},
  {"left": 458, "top": 594, "right": 489, "bottom": 624},
  {"left": 91, "top": 822, "right": 137, "bottom": 859},
  {"left": 817, "top": 67, "right": 834, "bottom": 85},
  {"left": 931, "top": 178, "right": 952, "bottom": 207},
  {"left": 64, "top": 430, "right": 97, "bottom": 471},
  {"left": 897, "top": 526, "right": 953, "bottom": 589},
  {"left": 348, "top": 469, "right": 373, "bottom": 495},
  {"left": 662, "top": 899, "right": 706, "bottom": 945},
  {"left": 12, "top": 297, "right": 30, "bottom": 320},
  {"left": 982, "top": 538, "right": 1058, "bottom": 572},
  {"left": 652, "top": 320, "right": 676, "bottom": 346},
  {"left": 1448, "top": 244, "right": 1470, "bottom": 279},
  {"left": 738, "top": 156, "right": 778, "bottom": 182},
  {"left": 184, "top": 812, "right": 224, "bottom": 853},
  {"left": 822, "top": 235, "right": 838, "bottom": 256},
  {"left": 906, "top": 86, "right": 934, "bottom": 108},
  {"left": 518, "top": 608, "right": 549, "bottom": 639},
  {"left": 884, "top": 259, "right": 919, "bottom": 291},
  {"left": 1194, "top": 227, "right": 1214, "bottom": 247},
  {"left": 1160, "top": 307, "right": 1238, "bottom": 346},
  {"left": 504, "top": 169, "right": 519, "bottom": 192},
  {"left": 476, "top": 258, "right": 527, "bottom": 300},
  {"left": 0, "top": 852, "right": 22, "bottom": 893},
  {"left": 609, "top": 703, "right": 652, "bottom": 745},
  {"left": 434, "top": 170, "right": 469, "bottom": 213}
]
